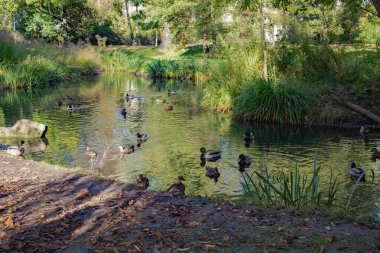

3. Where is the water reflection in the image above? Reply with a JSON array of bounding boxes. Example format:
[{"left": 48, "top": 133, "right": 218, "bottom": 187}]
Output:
[{"left": 0, "top": 73, "right": 379, "bottom": 211}]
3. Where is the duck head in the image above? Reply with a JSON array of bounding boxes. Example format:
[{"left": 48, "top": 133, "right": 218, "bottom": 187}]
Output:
[
  {"left": 177, "top": 176, "right": 186, "bottom": 182},
  {"left": 239, "top": 154, "right": 246, "bottom": 160},
  {"left": 351, "top": 162, "right": 357, "bottom": 169},
  {"left": 200, "top": 147, "right": 207, "bottom": 154}
]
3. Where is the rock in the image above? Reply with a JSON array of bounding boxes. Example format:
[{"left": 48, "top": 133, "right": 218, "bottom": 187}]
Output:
[{"left": 0, "top": 120, "right": 48, "bottom": 138}]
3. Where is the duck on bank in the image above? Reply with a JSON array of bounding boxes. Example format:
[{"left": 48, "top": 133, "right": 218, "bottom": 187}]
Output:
[{"left": 167, "top": 176, "right": 186, "bottom": 195}]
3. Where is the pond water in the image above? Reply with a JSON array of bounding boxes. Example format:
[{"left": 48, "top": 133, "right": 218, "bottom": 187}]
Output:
[{"left": 1, "top": 74, "right": 379, "bottom": 215}]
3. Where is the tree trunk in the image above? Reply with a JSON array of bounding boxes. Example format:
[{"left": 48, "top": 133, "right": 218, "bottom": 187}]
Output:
[
  {"left": 61, "top": 7, "right": 68, "bottom": 47},
  {"left": 124, "top": 0, "right": 134, "bottom": 45},
  {"left": 160, "top": 23, "right": 171, "bottom": 52},
  {"left": 345, "top": 102, "right": 380, "bottom": 124},
  {"left": 134, "top": 4, "right": 139, "bottom": 46},
  {"left": 320, "top": 6, "right": 330, "bottom": 43},
  {"left": 13, "top": 14, "right": 16, "bottom": 32},
  {"left": 259, "top": 1, "right": 268, "bottom": 81},
  {"left": 371, "top": 0, "right": 380, "bottom": 16},
  {"left": 155, "top": 29, "right": 158, "bottom": 47}
]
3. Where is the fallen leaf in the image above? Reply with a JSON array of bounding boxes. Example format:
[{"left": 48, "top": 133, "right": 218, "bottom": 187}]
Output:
[
  {"left": 205, "top": 244, "right": 216, "bottom": 249},
  {"left": 277, "top": 225, "right": 285, "bottom": 231},
  {"left": 185, "top": 221, "right": 200, "bottom": 228},
  {"left": 324, "top": 226, "right": 332, "bottom": 231},
  {"left": 5, "top": 217, "right": 14, "bottom": 229},
  {"left": 281, "top": 235, "right": 297, "bottom": 244},
  {"left": 223, "top": 235, "right": 230, "bottom": 242},
  {"left": 133, "top": 245, "right": 142, "bottom": 251},
  {"left": 326, "top": 236, "right": 337, "bottom": 243}
]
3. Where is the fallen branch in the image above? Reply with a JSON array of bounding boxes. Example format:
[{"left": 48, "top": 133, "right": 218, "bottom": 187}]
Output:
[{"left": 345, "top": 102, "right": 380, "bottom": 124}]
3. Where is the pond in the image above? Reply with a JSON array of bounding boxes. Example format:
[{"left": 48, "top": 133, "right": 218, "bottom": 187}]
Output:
[{"left": 1, "top": 74, "right": 379, "bottom": 215}]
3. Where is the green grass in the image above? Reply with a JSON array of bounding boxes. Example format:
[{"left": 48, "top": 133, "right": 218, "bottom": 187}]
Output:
[
  {"left": 0, "top": 31, "right": 99, "bottom": 90},
  {"left": 240, "top": 157, "right": 377, "bottom": 215}
]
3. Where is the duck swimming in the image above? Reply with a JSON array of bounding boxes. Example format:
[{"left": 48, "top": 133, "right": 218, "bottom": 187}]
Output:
[
  {"left": 371, "top": 148, "right": 380, "bottom": 160},
  {"left": 200, "top": 147, "right": 221, "bottom": 161},
  {"left": 350, "top": 162, "right": 366, "bottom": 182},
  {"left": 167, "top": 176, "right": 186, "bottom": 195},
  {"left": 119, "top": 145, "right": 135, "bottom": 154},
  {"left": 120, "top": 108, "right": 127, "bottom": 119},
  {"left": 360, "top": 125, "right": 369, "bottom": 135},
  {"left": 125, "top": 94, "right": 135, "bottom": 100},
  {"left": 205, "top": 166, "right": 220, "bottom": 182},
  {"left": 243, "top": 132, "right": 254, "bottom": 142},
  {"left": 67, "top": 104, "right": 74, "bottom": 112},
  {"left": 135, "top": 174, "right": 149, "bottom": 189},
  {"left": 136, "top": 133, "right": 148, "bottom": 142},
  {"left": 85, "top": 146, "right": 97, "bottom": 157},
  {"left": 238, "top": 154, "right": 252, "bottom": 167}
]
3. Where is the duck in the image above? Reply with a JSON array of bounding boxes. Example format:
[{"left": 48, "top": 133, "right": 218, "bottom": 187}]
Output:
[
  {"left": 58, "top": 100, "right": 63, "bottom": 107},
  {"left": 125, "top": 93, "right": 135, "bottom": 100},
  {"left": 165, "top": 104, "right": 174, "bottom": 111},
  {"left": 359, "top": 125, "right": 369, "bottom": 135},
  {"left": 371, "top": 148, "right": 380, "bottom": 160},
  {"left": 205, "top": 166, "right": 220, "bottom": 182},
  {"left": 168, "top": 90, "right": 177, "bottom": 96},
  {"left": 136, "top": 133, "right": 148, "bottom": 142},
  {"left": 243, "top": 132, "right": 254, "bottom": 142},
  {"left": 156, "top": 98, "right": 166, "bottom": 104},
  {"left": 120, "top": 108, "right": 127, "bottom": 119},
  {"left": 238, "top": 154, "right": 252, "bottom": 169},
  {"left": 349, "top": 162, "right": 366, "bottom": 182},
  {"left": 167, "top": 176, "right": 186, "bottom": 195},
  {"left": 200, "top": 147, "right": 221, "bottom": 161},
  {"left": 135, "top": 174, "right": 149, "bottom": 189},
  {"left": 85, "top": 146, "right": 97, "bottom": 157},
  {"left": 119, "top": 145, "right": 135, "bottom": 154},
  {"left": 6, "top": 146, "right": 25, "bottom": 158},
  {"left": 67, "top": 104, "right": 74, "bottom": 112}
]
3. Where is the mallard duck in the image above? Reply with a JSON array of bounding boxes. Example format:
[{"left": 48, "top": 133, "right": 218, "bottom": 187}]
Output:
[
  {"left": 371, "top": 148, "right": 380, "bottom": 160},
  {"left": 238, "top": 154, "right": 252, "bottom": 168},
  {"left": 136, "top": 133, "right": 148, "bottom": 142},
  {"left": 167, "top": 176, "right": 186, "bottom": 195},
  {"left": 243, "top": 132, "right": 254, "bottom": 142},
  {"left": 67, "top": 104, "right": 74, "bottom": 112},
  {"left": 165, "top": 104, "right": 174, "bottom": 111},
  {"left": 360, "top": 125, "right": 369, "bottom": 135},
  {"left": 200, "top": 147, "right": 221, "bottom": 161},
  {"left": 350, "top": 162, "right": 366, "bottom": 182},
  {"left": 156, "top": 98, "right": 166, "bottom": 104},
  {"left": 6, "top": 146, "right": 25, "bottom": 157},
  {"left": 205, "top": 166, "right": 220, "bottom": 181},
  {"left": 135, "top": 174, "right": 149, "bottom": 189},
  {"left": 120, "top": 108, "right": 127, "bottom": 119},
  {"left": 126, "top": 93, "right": 135, "bottom": 100},
  {"left": 58, "top": 100, "right": 63, "bottom": 107},
  {"left": 119, "top": 145, "right": 134, "bottom": 154},
  {"left": 168, "top": 90, "right": 177, "bottom": 96},
  {"left": 85, "top": 146, "right": 97, "bottom": 157}
]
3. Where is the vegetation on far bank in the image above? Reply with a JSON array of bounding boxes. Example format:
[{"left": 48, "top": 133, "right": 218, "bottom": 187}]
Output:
[{"left": 0, "top": 32, "right": 99, "bottom": 90}]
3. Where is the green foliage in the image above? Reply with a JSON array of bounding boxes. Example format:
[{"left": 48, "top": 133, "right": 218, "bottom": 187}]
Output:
[
  {"left": 241, "top": 161, "right": 326, "bottom": 207},
  {"left": 233, "top": 80, "right": 315, "bottom": 124},
  {"left": 0, "top": 32, "right": 98, "bottom": 89}
]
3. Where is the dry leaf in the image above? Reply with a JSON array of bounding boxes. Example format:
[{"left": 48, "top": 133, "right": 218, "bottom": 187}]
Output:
[
  {"left": 133, "top": 245, "right": 142, "bottom": 251},
  {"left": 185, "top": 221, "right": 200, "bottom": 228},
  {"left": 205, "top": 244, "right": 216, "bottom": 249},
  {"left": 326, "top": 236, "right": 337, "bottom": 243},
  {"left": 5, "top": 217, "right": 15, "bottom": 229},
  {"left": 281, "top": 235, "right": 297, "bottom": 244},
  {"left": 277, "top": 225, "right": 285, "bottom": 231}
]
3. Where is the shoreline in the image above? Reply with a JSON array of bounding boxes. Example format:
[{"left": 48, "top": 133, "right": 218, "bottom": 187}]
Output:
[{"left": 0, "top": 153, "right": 379, "bottom": 252}]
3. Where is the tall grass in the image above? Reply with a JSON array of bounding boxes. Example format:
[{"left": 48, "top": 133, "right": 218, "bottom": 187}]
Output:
[
  {"left": 0, "top": 31, "right": 99, "bottom": 90},
  {"left": 241, "top": 159, "right": 376, "bottom": 212},
  {"left": 241, "top": 162, "right": 326, "bottom": 207}
]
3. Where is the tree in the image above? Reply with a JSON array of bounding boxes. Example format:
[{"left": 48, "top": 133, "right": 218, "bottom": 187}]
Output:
[{"left": 123, "top": 0, "right": 134, "bottom": 44}]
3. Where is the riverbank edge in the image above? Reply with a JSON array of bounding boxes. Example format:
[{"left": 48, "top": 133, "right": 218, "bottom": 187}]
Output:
[{"left": 1, "top": 153, "right": 380, "bottom": 252}]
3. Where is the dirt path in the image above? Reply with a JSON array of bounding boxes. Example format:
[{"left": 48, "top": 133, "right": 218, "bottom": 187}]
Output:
[{"left": 0, "top": 153, "right": 379, "bottom": 252}]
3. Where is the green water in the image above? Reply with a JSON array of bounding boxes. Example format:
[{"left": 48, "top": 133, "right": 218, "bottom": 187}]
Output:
[{"left": 0, "top": 74, "right": 379, "bottom": 214}]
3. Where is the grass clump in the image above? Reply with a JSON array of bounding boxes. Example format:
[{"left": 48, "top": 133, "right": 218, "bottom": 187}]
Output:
[{"left": 0, "top": 30, "right": 99, "bottom": 90}]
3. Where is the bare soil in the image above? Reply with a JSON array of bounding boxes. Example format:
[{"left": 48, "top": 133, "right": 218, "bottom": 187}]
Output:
[{"left": 0, "top": 153, "right": 379, "bottom": 252}]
